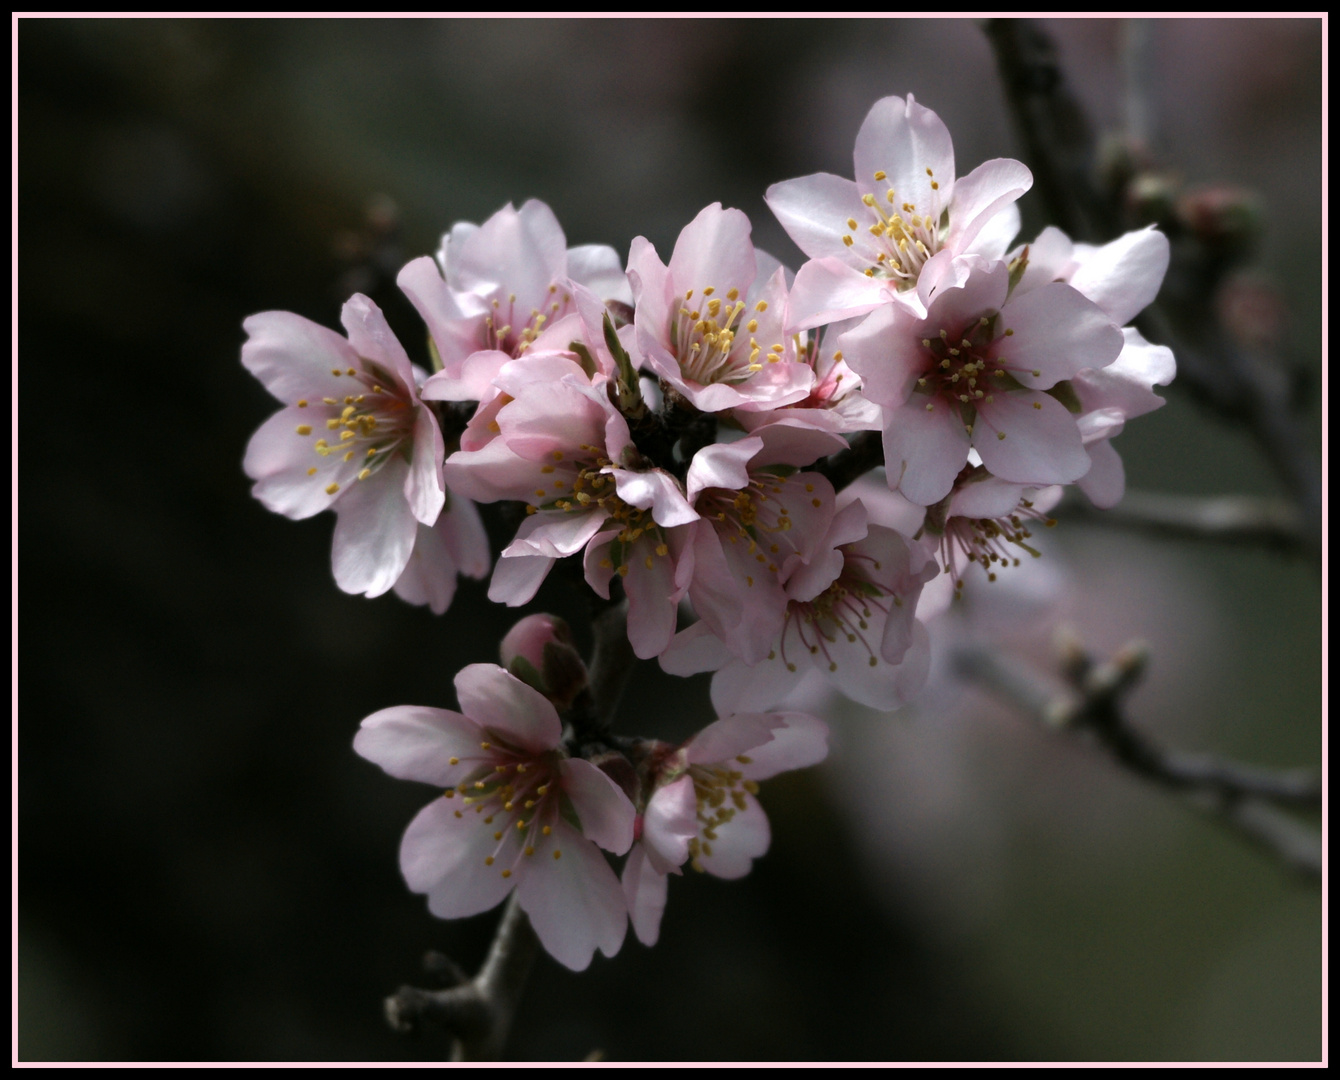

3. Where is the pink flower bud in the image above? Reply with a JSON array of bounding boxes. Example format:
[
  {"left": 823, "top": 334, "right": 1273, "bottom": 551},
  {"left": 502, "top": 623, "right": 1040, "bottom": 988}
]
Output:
[{"left": 501, "top": 614, "right": 588, "bottom": 708}]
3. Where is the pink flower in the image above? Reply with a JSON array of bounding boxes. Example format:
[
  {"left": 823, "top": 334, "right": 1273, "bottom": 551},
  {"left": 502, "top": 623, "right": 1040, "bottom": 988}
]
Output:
[
  {"left": 734, "top": 317, "right": 882, "bottom": 436},
  {"left": 664, "top": 500, "right": 937, "bottom": 712},
  {"left": 627, "top": 203, "right": 814, "bottom": 413},
  {"left": 677, "top": 422, "right": 847, "bottom": 665},
  {"left": 354, "top": 664, "right": 636, "bottom": 972},
  {"left": 443, "top": 357, "right": 698, "bottom": 657},
  {"left": 1007, "top": 226, "right": 1175, "bottom": 508},
  {"left": 767, "top": 94, "right": 1032, "bottom": 329},
  {"left": 621, "top": 712, "right": 829, "bottom": 947},
  {"left": 840, "top": 256, "right": 1124, "bottom": 506},
  {"left": 391, "top": 495, "right": 491, "bottom": 615},
  {"left": 398, "top": 199, "right": 630, "bottom": 402},
  {"left": 242, "top": 295, "right": 450, "bottom": 600}
]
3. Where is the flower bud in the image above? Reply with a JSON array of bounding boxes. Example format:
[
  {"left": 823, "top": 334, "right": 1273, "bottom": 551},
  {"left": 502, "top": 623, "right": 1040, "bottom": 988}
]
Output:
[{"left": 500, "top": 614, "right": 588, "bottom": 708}]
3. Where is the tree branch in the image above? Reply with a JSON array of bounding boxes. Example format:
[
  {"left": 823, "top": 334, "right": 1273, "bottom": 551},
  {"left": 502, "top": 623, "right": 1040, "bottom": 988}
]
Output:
[
  {"left": 951, "top": 641, "right": 1321, "bottom": 879},
  {"left": 1057, "top": 489, "right": 1307, "bottom": 553},
  {"left": 984, "top": 18, "right": 1321, "bottom": 562},
  {"left": 384, "top": 893, "right": 540, "bottom": 1060}
]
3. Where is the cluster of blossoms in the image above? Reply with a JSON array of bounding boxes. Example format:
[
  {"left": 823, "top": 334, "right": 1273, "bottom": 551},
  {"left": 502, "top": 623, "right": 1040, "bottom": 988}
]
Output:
[{"left": 242, "top": 95, "right": 1173, "bottom": 970}]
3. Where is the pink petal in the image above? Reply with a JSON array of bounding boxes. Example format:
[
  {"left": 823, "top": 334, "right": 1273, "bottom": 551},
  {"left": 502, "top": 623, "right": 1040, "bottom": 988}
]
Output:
[
  {"left": 697, "top": 792, "right": 769, "bottom": 880},
  {"left": 565, "top": 243, "right": 632, "bottom": 305},
  {"left": 641, "top": 775, "right": 699, "bottom": 869},
  {"left": 331, "top": 457, "right": 418, "bottom": 598},
  {"left": 947, "top": 474, "right": 1031, "bottom": 520},
  {"left": 853, "top": 94, "right": 955, "bottom": 215},
  {"left": 786, "top": 257, "right": 887, "bottom": 333},
  {"left": 400, "top": 797, "right": 517, "bottom": 919},
  {"left": 737, "top": 713, "right": 830, "bottom": 781},
  {"left": 515, "top": 821, "right": 627, "bottom": 971},
  {"left": 998, "top": 283, "right": 1124, "bottom": 389},
  {"left": 685, "top": 438, "right": 761, "bottom": 503},
  {"left": 354, "top": 705, "right": 489, "bottom": 786},
  {"left": 611, "top": 468, "right": 698, "bottom": 528},
  {"left": 621, "top": 843, "right": 670, "bottom": 948},
  {"left": 244, "top": 407, "right": 347, "bottom": 520},
  {"left": 686, "top": 712, "right": 781, "bottom": 765},
  {"left": 392, "top": 520, "right": 461, "bottom": 615},
  {"left": 623, "top": 538, "right": 682, "bottom": 660},
  {"left": 420, "top": 349, "right": 510, "bottom": 403},
  {"left": 404, "top": 405, "right": 446, "bottom": 526},
  {"left": 340, "top": 294, "right": 416, "bottom": 395},
  {"left": 709, "top": 653, "right": 814, "bottom": 715},
  {"left": 667, "top": 203, "right": 756, "bottom": 298},
  {"left": 1069, "top": 226, "right": 1170, "bottom": 326},
  {"left": 443, "top": 440, "right": 544, "bottom": 505},
  {"left": 559, "top": 758, "right": 636, "bottom": 855},
  {"left": 503, "top": 507, "right": 609, "bottom": 560},
  {"left": 837, "top": 303, "right": 924, "bottom": 410},
  {"left": 765, "top": 172, "right": 873, "bottom": 265},
  {"left": 452, "top": 663, "right": 561, "bottom": 753},
  {"left": 440, "top": 492, "right": 491, "bottom": 580},
  {"left": 241, "top": 310, "right": 360, "bottom": 405},
  {"left": 973, "top": 391, "right": 1091, "bottom": 486},
  {"left": 1077, "top": 437, "right": 1126, "bottom": 509},
  {"left": 396, "top": 256, "right": 483, "bottom": 376},
  {"left": 944, "top": 157, "right": 1032, "bottom": 254},
  {"left": 882, "top": 399, "right": 972, "bottom": 507},
  {"left": 658, "top": 621, "right": 730, "bottom": 678}
]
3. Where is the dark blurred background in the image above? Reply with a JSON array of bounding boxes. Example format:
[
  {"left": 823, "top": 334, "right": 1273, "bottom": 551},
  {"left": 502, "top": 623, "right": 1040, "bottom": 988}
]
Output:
[{"left": 19, "top": 18, "right": 1321, "bottom": 1062}]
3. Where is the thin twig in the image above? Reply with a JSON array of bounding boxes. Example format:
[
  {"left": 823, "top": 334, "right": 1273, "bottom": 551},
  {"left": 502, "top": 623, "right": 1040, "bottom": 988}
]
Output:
[
  {"left": 385, "top": 893, "right": 541, "bottom": 1060},
  {"left": 984, "top": 18, "right": 1321, "bottom": 562},
  {"left": 951, "top": 642, "right": 1321, "bottom": 879},
  {"left": 1058, "top": 489, "right": 1307, "bottom": 553}
]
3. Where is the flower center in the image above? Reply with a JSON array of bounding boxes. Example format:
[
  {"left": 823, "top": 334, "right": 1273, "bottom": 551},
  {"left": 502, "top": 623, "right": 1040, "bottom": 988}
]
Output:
[
  {"left": 670, "top": 287, "right": 779, "bottom": 385},
  {"left": 686, "top": 761, "right": 759, "bottom": 872},
  {"left": 778, "top": 550, "right": 900, "bottom": 673},
  {"left": 939, "top": 498, "right": 1056, "bottom": 593},
  {"left": 443, "top": 739, "right": 568, "bottom": 874},
  {"left": 913, "top": 317, "right": 1038, "bottom": 438},
  {"left": 484, "top": 284, "right": 575, "bottom": 357},
  {"left": 291, "top": 362, "right": 416, "bottom": 495},
  {"left": 696, "top": 475, "right": 798, "bottom": 585},
  {"left": 844, "top": 168, "right": 947, "bottom": 287}
]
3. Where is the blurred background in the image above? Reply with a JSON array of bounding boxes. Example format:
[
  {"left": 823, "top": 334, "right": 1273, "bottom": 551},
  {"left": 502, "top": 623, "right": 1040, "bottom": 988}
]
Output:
[{"left": 19, "top": 18, "right": 1321, "bottom": 1062}]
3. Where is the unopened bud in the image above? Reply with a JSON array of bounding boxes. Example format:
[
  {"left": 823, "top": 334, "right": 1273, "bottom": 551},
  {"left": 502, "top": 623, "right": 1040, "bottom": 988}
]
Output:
[
  {"left": 501, "top": 614, "right": 588, "bottom": 707},
  {"left": 1177, "top": 184, "right": 1260, "bottom": 258}
]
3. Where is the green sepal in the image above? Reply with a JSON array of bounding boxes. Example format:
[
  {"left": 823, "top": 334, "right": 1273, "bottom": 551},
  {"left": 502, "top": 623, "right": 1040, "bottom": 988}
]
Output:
[
  {"left": 507, "top": 655, "right": 547, "bottom": 695},
  {"left": 427, "top": 334, "right": 445, "bottom": 373},
  {"left": 569, "top": 341, "right": 598, "bottom": 379}
]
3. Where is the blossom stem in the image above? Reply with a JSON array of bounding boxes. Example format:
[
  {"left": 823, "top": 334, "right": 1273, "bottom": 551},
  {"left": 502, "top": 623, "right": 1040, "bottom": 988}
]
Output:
[
  {"left": 383, "top": 893, "right": 540, "bottom": 1060},
  {"left": 1057, "top": 490, "right": 1308, "bottom": 555},
  {"left": 950, "top": 642, "right": 1321, "bottom": 880}
]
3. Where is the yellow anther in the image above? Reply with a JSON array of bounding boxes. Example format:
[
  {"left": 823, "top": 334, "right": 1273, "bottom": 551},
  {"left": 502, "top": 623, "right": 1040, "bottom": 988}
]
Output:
[
  {"left": 331, "top": 368, "right": 342, "bottom": 376},
  {"left": 295, "top": 424, "right": 312, "bottom": 436},
  {"left": 703, "top": 286, "right": 715, "bottom": 296},
  {"left": 325, "top": 483, "right": 340, "bottom": 495},
  {"left": 873, "top": 170, "right": 887, "bottom": 181},
  {"left": 306, "top": 467, "right": 317, "bottom": 476},
  {"left": 842, "top": 235, "right": 854, "bottom": 246},
  {"left": 542, "top": 825, "right": 552, "bottom": 835},
  {"left": 726, "top": 287, "right": 739, "bottom": 300},
  {"left": 997, "top": 431, "right": 1007, "bottom": 440},
  {"left": 553, "top": 850, "right": 561, "bottom": 860},
  {"left": 500, "top": 869, "right": 512, "bottom": 878},
  {"left": 480, "top": 742, "right": 491, "bottom": 750}
]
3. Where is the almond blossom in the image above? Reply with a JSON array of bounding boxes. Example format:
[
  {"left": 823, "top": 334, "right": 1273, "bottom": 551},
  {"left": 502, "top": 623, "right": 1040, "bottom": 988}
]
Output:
[
  {"left": 622, "top": 711, "right": 829, "bottom": 947},
  {"left": 839, "top": 256, "right": 1124, "bottom": 507},
  {"left": 354, "top": 663, "right": 636, "bottom": 972},
  {"left": 1006, "top": 225, "right": 1175, "bottom": 508},
  {"left": 627, "top": 202, "right": 814, "bottom": 413},
  {"left": 767, "top": 94, "right": 1032, "bottom": 329},
  {"left": 664, "top": 500, "right": 938, "bottom": 713},
  {"left": 442, "top": 354, "right": 698, "bottom": 657},
  {"left": 398, "top": 199, "right": 630, "bottom": 403},
  {"left": 242, "top": 295, "right": 459, "bottom": 600}
]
